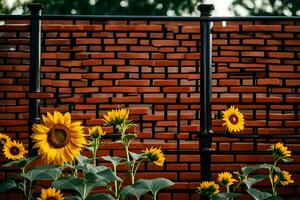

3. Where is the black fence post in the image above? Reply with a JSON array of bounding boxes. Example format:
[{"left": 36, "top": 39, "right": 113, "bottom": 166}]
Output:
[
  {"left": 198, "top": 4, "right": 214, "bottom": 181},
  {"left": 28, "top": 3, "right": 43, "bottom": 156}
]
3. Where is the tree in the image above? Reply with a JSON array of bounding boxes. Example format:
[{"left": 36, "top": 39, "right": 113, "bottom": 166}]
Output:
[
  {"left": 230, "top": 0, "right": 300, "bottom": 16},
  {"left": 16, "top": 0, "right": 201, "bottom": 16},
  {"left": 0, "top": 0, "right": 23, "bottom": 14}
]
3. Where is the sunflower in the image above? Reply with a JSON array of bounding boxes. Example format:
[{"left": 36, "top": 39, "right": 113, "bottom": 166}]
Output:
[
  {"left": 271, "top": 143, "right": 291, "bottom": 159},
  {"left": 103, "top": 108, "right": 129, "bottom": 127},
  {"left": 144, "top": 147, "right": 165, "bottom": 167},
  {"left": 0, "top": 133, "right": 11, "bottom": 148},
  {"left": 274, "top": 171, "right": 294, "bottom": 186},
  {"left": 32, "top": 111, "right": 87, "bottom": 165},
  {"left": 222, "top": 106, "right": 245, "bottom": 133},
  {"left": 37, "top": 187, "right": 64, "bottom": 200},
  {"left": 197, "top": 181, "right": 220, "bottom": 196},
  {"left": 217, "top": 171, "right": 237, "bottom": 187},
  {"left": 89, "top": 126, "right": 105, "bottom": 139},
  {"left": 3, "top": 140, "right": 27, "bottom": 160}
]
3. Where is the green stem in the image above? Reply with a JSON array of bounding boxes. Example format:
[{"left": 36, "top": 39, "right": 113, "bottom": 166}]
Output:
[
  {"left": 269, "top": 158, "right": 279, "bottom": 196},
  {"left": 124, "top": 144, "right": 134, "bottom": 184},
  {"left": 153, "top": 192, "right": 157, "bottom": 200},
  {"left": 113, "top": 165, "right": 118, "bottom": 199},
  {"left": 226, "top": 185, "right": 230, "bottom": 200}
]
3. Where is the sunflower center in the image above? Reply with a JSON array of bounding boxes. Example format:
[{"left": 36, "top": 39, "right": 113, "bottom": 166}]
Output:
[
  {"left": 9, "top": 146, "right": 20, "bottom": 156},
  {"left": 46, "top": 197, "right": 57, "bottom": 200},
  {"left": 229, "top": 114, "right": 239, "bottom": 125},
  {"left": 48, "top": 125, "right": 69, "bottom": 148},
  {"left": 147, "top": 153, "right": 159, "bottom": 162}
]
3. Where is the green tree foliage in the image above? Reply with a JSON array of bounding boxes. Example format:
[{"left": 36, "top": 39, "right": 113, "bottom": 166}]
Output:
[
  {"left": 230, "top": 0, "right": 300, "bottom": 16},
  {"left": 0, "top": 0, "right": 23, "bottom": 14},
  {"left": 24, "top": 0, "right": 201, "bottom": 15}
]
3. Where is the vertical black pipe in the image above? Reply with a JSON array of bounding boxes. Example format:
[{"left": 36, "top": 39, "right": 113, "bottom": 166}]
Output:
[
  {"left": 28, "top": 3, "right": 43, "bottom": 156},
  {"left": 198, "top": 4, "right": 214, "bottom": 181}
]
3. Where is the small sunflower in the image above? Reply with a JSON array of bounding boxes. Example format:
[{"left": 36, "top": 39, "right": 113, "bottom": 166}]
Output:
[
  {"left": 3, "top": 140, "right": 27, "bottom": 160},
  {"left": 271, "top": 143, "right": 291, "bottom": 159},
  {"left": 144, "top": 147, "right": 165, "bottom": 167},
  {"left": 32, "top": 111, "right": 87, "bottom": 165},
  {"left": 197, "top": 181, "right": 220, "bottom": 196},
  {"left": 103, "top": 108, "right": 129, "bottom": 127},
  {"left": 0, "top": 133, "right": 11, "bottom": 148},
  {"left": 89, "top": 126, "right": 105, "bottom": 139},
  {"left": 274, "top": 171, "right": 294, "bottom": 186},
  {"left": 217, "top": 171, "right": 237, "bottom": 187},
  {"left": 222, "top": 106, "right": 245, "bottom": 133},
  {"left": 37, "top": 187, "right": 64, "bottom": 200}
]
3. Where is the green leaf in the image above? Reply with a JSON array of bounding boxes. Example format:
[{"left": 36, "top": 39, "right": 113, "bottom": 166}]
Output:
[
  {"left": 3, "top": 156, "right": 38, "bottom": 168},
  {"left": 0, "top": 179, "right": 17, "bottom": 192},
  {"left": 85, "top": 146, "right": 94, "bottom": 152},
  {"left": 86, "top": 194, "right": 115, "bottom": 200},
  {"left": 247, "top": 188, "right": 272, "bottom": 200},
  {"left": 96, "top": 168, "right": 122, "bottom": 182},
  {"left": 64, "top": 196, "right": 82, "bottom": 200},
  {"left": 129, "top": 178, "right": 174, "bottom": 198},
  {"left": 24, "top": 165, "right": 62, "bottom": 182},
  {"left": 77, "top": 155, "right": 91, "bottom": 166},
  {"left": 129, "top": 151, "right": 146, "bottom": 161},
  {"left": 242, "top": 166, "right": 258, "bottom": 176},
  {"left": 281, "top": 157, "right": 293, "bottom": 163},
  {"left": 242, "top": 164, "right": 273, "bottom": 177},
  {"left": 211, "top": 192, "right": 242, "bottom": 200},
  {"left": 120, "top": 184, "right": 149, "bottom": 199},
  {"left": 52, "top": 176, "right": 85, "bottom": 197},
  {"left": 121, "top": 133, "right": 137, "bottom": 144},
  {"left": 102, "top": 156, "right": 125, "bottom": 167},
  {"left": 265, "top": 196, "right": 284, "bottom": 200},
  {"left": 244, "top": 175, "right": 268, "bottom": 189}
]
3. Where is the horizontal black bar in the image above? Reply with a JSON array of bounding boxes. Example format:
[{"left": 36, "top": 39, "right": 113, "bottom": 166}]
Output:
[
  {"left": 191, "top": 132, "right": 300, "bottom": 138},
  {"left": 1, "top": 14, "right": 300, "bottom": 21},
  {"left": 0, "top": 15, "right": 31, "bottom": 20},
  {"left": 165, "top": 150, "right": 300, "bottom": 155}
]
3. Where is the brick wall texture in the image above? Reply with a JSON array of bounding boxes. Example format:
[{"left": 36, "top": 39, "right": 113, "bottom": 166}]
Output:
[{"left": 0, "top": 19, "right": 300, "bottom": 199}]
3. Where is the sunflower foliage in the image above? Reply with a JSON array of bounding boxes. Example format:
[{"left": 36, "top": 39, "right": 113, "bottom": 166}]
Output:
[
  {"left": 0, "top": 109, "right": 174, "bottom": 200},
  {"left": 197, "top": 107, "right": 294, "bottom": 200}
]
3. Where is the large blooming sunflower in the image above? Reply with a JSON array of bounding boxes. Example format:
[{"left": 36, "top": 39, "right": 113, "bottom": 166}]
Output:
[
  {"left": 32, "top": 111, "right": 87, "bottom": 165},
  {"left": 0, "top": 133, "right": 11, "bottom": 148},
  {"left": 217, "top": 171, "right": 237, "bottom": 187},
  {"left": 3, "top": 140, "right": 27, "bottom": 160},
  {"left": 144, "top": 147, "right": 165, "bottom": 167},
  {"left": 271, "top": 143, "right": 291, "bottom": 159},
  {"left": 222, "top": 106, "right": 245, "bottom": 133},
  {"left": 197, "top": 181, "right": 220, "bottom": 196},
  {"left": 274, "top": 171, "right": 294, "bottom": 186},
  {"left": 37, "top": 187, "right": 64, "bottom": 200},
  {"left": 103, "top": 108, "right": 129, "bottom": 127}
]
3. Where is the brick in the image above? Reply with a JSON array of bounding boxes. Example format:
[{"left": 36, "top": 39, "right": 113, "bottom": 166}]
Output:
[
  {"left": 152, "top": 40, "right": 179, "bottom": 47},
  {"left": 242, "top": 25, "right": 281, "bottom": 32},
  {"left": 153, "top": 80, "right": 177, "bottom": 86},
  {"left": 241, "top": 51, "right": 264, "bottom": 57},
  {"left": 268, "top": 52, "right": 294, "bottom": 58},
  {"left": 28, "top": 93, "right": 54, "bottom": 99},
  {"left": 117, "top": 80, "right": 149, "bottom": 86},
  {"left": 118, "top": 52, "right": 149, "bottom": 59},
  {"left": 60, "top": 74, "right": 82, "bottom": 80},
  {"left": 257, "top": 78, "right": 280, "bottom": 85}
]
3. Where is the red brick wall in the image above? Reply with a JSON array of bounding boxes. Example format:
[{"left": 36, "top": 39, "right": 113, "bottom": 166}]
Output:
[{"left": 0, "top": 19, "right": 300, "bottom": 199}]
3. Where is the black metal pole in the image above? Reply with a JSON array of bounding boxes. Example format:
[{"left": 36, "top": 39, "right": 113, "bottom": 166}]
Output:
[
  {"left": 28, "top": 3, "right": 43, "bottom": 156},
  {"left": 198, "top": 4, "right": 214, "bottom": 181}
]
